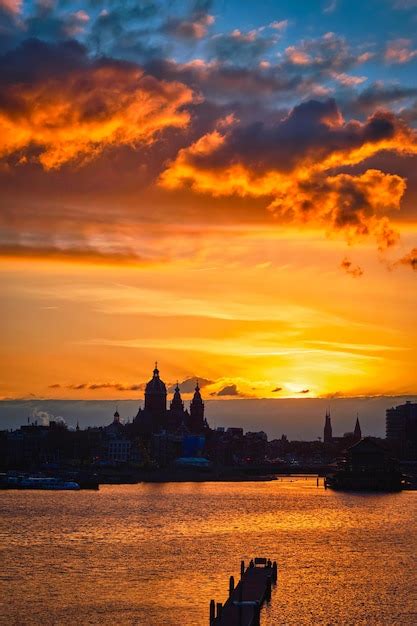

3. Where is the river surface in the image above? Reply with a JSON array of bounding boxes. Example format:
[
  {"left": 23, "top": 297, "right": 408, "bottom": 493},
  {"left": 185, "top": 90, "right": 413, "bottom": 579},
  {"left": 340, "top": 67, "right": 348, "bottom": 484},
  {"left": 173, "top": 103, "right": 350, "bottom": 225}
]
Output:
[{"left": 1, "top": 479, "right": 416, "bottom": 625}]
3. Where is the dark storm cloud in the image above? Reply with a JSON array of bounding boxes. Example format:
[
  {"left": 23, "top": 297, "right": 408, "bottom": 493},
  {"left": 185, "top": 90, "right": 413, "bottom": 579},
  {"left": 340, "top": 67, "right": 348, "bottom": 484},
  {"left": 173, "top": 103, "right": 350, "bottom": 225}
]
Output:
[
  {"left": 0, "top": 37, "right": 88, "bottom": 85},
  {"left": 348, "top": 83, "right": 417, "bottom": 115},
  {"left": 185, "top": 99, "right": 406, "bottom": 173}
]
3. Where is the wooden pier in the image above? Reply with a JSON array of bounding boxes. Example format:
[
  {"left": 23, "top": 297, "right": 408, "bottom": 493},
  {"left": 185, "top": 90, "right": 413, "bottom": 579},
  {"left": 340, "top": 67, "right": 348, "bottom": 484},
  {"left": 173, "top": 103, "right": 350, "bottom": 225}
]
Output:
[{"left": 209, "top": 558, "right": 277, "bottom": 626}]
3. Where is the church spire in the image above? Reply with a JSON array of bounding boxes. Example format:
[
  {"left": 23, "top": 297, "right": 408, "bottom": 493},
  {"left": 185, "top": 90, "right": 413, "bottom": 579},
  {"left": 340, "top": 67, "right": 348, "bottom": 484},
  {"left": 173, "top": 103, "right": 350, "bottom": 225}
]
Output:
[
  {"left": 170, "top": 381, "right": 184, "bottom": 413},
  {"left": 354, "top": 414, "right": 362, "bottom": 441},
  {"left": 324, "top": 409, "right": 332, "bottom": 444},
  {"left": 190, "top": 380, "right": 205, "bottom": 433}
]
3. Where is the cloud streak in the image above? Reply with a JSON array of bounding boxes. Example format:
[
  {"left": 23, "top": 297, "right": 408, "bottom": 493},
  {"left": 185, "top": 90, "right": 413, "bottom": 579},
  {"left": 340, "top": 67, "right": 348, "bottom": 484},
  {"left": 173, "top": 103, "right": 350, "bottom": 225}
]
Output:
[{"left": 66, "top": 382, "right": 146, "bottom": 391}]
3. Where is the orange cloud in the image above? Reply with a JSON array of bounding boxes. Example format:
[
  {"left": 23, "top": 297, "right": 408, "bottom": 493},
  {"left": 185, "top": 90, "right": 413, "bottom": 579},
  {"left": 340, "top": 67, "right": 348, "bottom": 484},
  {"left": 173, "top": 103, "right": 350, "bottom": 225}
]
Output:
[
  {"left": 0, "top": 44, "right": 196, "bottom": 169},
  {"left": 340, "top": 257, "right": 364, "bottom": 277},
  {"left": 268, "top": 170, "right": 405, "bottom": 250},
  {"left": 160, "top": 101, "right": 415, "bottom": 247},
  {"left": 395, "top": 247, "right": 417, "bottom": 271}
]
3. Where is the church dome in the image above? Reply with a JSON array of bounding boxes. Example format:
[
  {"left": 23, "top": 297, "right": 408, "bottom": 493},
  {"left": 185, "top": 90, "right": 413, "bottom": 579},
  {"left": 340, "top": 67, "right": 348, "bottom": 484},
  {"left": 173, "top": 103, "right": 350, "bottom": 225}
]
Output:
[{"left": 145, "top": 363, "right": 167, "bottom": 395}]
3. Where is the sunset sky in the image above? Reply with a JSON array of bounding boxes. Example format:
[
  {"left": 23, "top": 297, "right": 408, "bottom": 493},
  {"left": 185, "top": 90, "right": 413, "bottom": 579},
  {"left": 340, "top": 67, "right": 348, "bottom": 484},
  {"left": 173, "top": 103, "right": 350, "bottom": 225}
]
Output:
[{"left": 1, "top": 0, "right": 417, "bottom": 406}]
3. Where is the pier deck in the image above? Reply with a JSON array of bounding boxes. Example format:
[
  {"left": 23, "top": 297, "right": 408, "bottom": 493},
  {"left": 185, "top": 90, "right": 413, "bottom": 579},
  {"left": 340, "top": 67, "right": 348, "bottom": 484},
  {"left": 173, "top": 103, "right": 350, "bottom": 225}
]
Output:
[{"left": 210, "top": 558, "right": 277, "bottom": 626}]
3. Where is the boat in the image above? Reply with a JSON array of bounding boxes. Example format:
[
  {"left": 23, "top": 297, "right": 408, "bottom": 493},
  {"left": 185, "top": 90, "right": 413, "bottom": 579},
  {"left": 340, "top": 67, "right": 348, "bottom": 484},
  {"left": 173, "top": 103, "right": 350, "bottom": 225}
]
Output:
[{"left": 0, "top": 475, "right": 80, "bottom": 490}]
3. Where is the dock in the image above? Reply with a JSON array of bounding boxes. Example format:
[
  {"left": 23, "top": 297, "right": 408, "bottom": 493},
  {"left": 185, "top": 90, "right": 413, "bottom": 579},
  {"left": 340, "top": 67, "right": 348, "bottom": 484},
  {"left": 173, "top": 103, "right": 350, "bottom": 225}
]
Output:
[{"left": 209, "top": 558, "right": 277, "bottom": 626}]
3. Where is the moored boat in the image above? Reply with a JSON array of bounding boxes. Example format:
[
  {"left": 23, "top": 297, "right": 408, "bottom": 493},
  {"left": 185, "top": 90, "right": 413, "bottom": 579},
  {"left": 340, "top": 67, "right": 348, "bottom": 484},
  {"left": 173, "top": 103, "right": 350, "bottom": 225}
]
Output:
[{"left": 0, "top": 475, "right": 80, "bottom": 490}]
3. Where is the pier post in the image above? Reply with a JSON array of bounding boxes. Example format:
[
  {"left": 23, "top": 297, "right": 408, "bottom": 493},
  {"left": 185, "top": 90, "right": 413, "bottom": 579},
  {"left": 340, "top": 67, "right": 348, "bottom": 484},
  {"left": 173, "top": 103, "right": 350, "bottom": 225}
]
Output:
[
  {"left": 240, "top": 560, "right": 245, "bottom": 578},
  {"left": 266, "top": 575, "right": 272, "bottom": 601},
  {"left": 209, "top": 599, "right": 215, "bottom": 624},
  {"left": 239, "top": 574, "right": 243, "bottom": 625},
  {"left": 216, "top": 602, "right": 223, "bottom": 620},
  {"left": 253, "top": 601, "right": 261, "bottom": 626},
  {"left": 272, "top": 561, "right": 278, "bottom": 583},
  {"left": 229, "top": 575, "right": 235, "bottom": 596}
]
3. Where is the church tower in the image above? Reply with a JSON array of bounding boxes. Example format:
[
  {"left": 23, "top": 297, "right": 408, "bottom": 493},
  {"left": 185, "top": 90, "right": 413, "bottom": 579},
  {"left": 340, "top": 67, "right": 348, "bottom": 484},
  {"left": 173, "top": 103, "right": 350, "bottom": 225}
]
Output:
[
  {"left": 354, "top": 415, "right": 362, "bottom": 442},
  {"left": 170, "top": 383, "right": 184, "bottom": 414},
  {"left": 324, "top": 410, "right": 332, "bottom": 444},
  {"left": 189, "top": 381, "right": 205, "bottom": 433},
  {"left": 144, "top": 363, "right": 167, "bottom": 429}
]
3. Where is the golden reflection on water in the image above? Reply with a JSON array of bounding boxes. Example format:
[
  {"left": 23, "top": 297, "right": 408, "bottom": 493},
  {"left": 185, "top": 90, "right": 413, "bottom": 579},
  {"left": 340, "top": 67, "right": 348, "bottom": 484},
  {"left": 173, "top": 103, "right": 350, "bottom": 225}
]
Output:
[{"left": 1, "top": 479, "right": 416, "bottom": 625}]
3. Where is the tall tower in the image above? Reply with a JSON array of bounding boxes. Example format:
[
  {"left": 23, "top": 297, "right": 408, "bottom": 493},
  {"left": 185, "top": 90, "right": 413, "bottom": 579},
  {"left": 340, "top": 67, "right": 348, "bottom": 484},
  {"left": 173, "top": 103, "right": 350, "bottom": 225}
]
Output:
[
  {"left": 189, "top": 381, "right": 205, "bottom": 433},
  {"left": 324, "top": 410, "right": 333, "bottom": 444},
  {"left": 144, "top": 363, "right": 167, "bottom": 429},
  {"left": 354, "top": 415, "right": 362, "bottom": 442}
]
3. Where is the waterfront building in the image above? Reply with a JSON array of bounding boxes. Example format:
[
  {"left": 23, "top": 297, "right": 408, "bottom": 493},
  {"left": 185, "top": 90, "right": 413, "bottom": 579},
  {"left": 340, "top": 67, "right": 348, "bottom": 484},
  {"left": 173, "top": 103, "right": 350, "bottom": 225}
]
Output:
[
  {"left": 104, "top": 411, "right": 132, "bottom": 463},
  {"left": 326, "top": 437, "right": 403, "bottom": 491},
  {"left": 386, "top": 401, "right": 417, "bottom": 460},
  {"left": 107, "top": 438, "right": 132, "bottom": 463}
]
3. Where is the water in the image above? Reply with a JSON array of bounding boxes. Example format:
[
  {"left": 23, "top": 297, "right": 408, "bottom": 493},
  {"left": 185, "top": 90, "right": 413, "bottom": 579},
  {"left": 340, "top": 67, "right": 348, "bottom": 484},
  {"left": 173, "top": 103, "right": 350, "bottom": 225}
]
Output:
[{"left": 1, "top": 480, "right": 416, "bottom": 625}]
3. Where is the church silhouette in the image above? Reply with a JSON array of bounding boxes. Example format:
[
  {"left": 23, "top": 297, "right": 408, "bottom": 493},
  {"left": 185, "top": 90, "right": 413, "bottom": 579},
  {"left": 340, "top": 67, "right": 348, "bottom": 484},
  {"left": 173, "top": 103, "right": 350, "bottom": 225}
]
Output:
[{"left": 133, "top": 364, "right": 209, "bottom": 435}]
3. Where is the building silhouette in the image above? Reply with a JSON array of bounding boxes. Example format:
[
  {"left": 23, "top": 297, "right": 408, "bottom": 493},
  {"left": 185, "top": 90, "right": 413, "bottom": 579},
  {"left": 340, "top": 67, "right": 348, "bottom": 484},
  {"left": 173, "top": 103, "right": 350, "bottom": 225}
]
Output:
[
  {"left": 322, "top": 411, "right": 362, "bottom": 446},
  {"left": 327, "top": 437, "right": 402, "bottom": 491},
  {"left": 386, "top": 401, "right": 417, "bottom": 460},
  {"left": 354, "top": 415, "right": 362, "bottom": 442},
  {"left": 134, "top": 364, "right": 208, "bottom": 436},
  {"left": 324, "top": 410, "right": 332, "bottom": 443}
]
